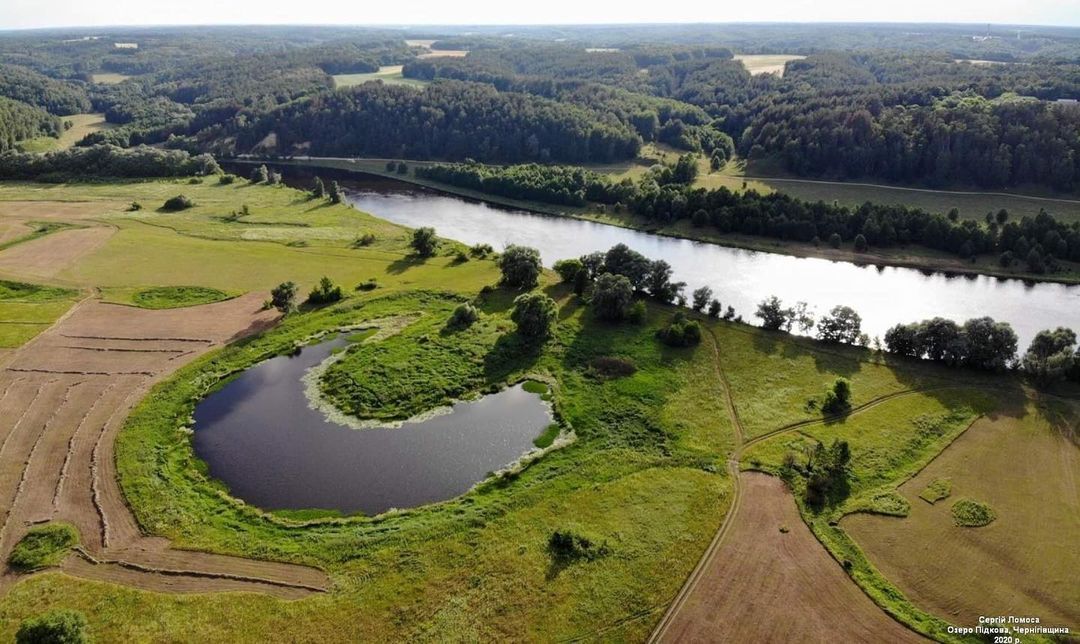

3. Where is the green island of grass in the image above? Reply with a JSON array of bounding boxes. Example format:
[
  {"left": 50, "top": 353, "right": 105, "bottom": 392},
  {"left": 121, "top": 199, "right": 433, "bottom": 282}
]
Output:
[
  {"left": 7, "top": 523, "right": 80, "bottom": 571},
  {"left": 918, "top": 478, "right": 952, "bottom": 504},
  {"left": 951, "top": 498, "right": 997, "bottom": 527},
  {"left": 130, "top": 286, "right": 235, "bottom": 309}
]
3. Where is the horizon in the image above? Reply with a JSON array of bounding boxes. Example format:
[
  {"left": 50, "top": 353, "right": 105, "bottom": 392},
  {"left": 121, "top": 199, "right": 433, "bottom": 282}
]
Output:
[{"left": 3, "top": 0, "right": 1079, "bottom": 31}]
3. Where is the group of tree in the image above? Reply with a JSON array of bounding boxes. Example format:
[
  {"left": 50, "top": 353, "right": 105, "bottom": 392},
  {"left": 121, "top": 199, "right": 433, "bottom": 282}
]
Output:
[
  {"left": 883, "top": 316, "right": 1019, "bottom": 371},
  {"left": 0, "top": 97, "right": 61, "bottom": 152},
  {"left": 0, "top": 144, "right": 219, "bottom": 180}
]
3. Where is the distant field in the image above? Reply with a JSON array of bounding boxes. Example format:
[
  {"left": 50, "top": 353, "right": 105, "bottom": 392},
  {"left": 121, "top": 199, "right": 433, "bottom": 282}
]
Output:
[
  {"left": 91, "top": 73, "right": 131, "bottom": 84},
  {"left": 734, "top": 54, "right": 804, "bottom": 76},
  {"left": 405, "top": 38, "right": 469, "bottom": 58},
  {"left": 696, "top": 160, "right": 1080, "bottom": 223},
  {"left": 844, "top": 401, "right": 1079, "bottom": 629},
  {"left": 16, "top": 113, "right": 115, "bottom": 152},
  {"left": 333, "top": 66, "right": 428, "bottom": 88}
]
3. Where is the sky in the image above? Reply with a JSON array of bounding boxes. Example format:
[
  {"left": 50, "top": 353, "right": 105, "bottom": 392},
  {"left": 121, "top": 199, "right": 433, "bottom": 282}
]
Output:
[{"left": 2, "top": 0, "right": 1078, "bottom": 30}]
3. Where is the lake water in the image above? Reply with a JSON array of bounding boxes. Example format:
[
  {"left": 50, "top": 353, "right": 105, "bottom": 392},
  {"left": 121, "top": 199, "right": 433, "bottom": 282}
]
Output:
[
  {"left": 192, "top": 334, "right": 553, "bottom": 515},
  {"left": 333, "top": 174, "right": 1079, "bottom": 349}
]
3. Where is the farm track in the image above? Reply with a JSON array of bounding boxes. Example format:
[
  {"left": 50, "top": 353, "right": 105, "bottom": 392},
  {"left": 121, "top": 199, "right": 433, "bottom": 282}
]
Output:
[
  {"left": 0, "top": 294, "right": 331, "bottom": 599},
  {"left": 648, "top": 327, "right": 950, "bottom": 642}
]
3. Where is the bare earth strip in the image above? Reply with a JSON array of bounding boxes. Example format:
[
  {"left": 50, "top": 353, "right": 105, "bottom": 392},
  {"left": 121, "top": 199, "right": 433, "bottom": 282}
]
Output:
[
  {"left": 0, "top": 227, "right": 114, "bottom": 281},
  {"left": 658, "top": 472, "right": 924, "bottom": 643},
  {"left": 0, "top": 294, "right": 330, "bottom": 598}
]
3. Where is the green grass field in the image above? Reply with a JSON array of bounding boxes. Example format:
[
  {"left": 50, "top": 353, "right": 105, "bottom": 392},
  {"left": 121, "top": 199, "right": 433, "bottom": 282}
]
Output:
[
  {"left": 16, "top": 113, "right": 116, "bottom": 153},
  {"left": 0, "top": 279, "right": 79, "bottom": 348},
  {"left": 333, "top": 66, "right": 428, "bottom": 88},
  {"left": 0, "top": 176, "right": 1071, "bottom": 642}
]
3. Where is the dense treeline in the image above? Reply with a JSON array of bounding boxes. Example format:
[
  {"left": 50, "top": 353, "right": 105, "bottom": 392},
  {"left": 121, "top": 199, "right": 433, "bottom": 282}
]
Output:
[
  {"left": 0, "top": 64, "right": 92, "bottom": 115},
  {"left": 237, "top": 81, "right": 641, "bottom": 163},
  {"left": 0, "top": 144, "right": 219, "bottom": 180},
  {"left": 0, "top": 97, "right": 60, "bottom": 152},
  {"left": 415, "top": 161, "right": 1080, "bottom": 269}
]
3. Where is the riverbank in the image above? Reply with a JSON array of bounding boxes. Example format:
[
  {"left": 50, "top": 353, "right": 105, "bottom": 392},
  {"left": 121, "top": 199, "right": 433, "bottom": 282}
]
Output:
[{"left": 229, "top": 157, "right": 1080, "bottom": 286}]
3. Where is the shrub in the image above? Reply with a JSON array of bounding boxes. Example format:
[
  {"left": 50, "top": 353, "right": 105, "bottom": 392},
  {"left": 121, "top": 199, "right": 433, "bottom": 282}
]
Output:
[
  {"left": 951, "top": 498, "right": 996, "bottom": 527},
  {"left": 469, "top": 243, "right": 494, "bottom": 258},
  {"left": 511, "top": 292, "right": 557, "bottom": 340},
  {"left": 447, "top": 303, "right": 479, "bottom": 328},
  {"left": 552, "top": 258, "right": 583, "bottom": 283},
  {"left": 821, "top": 377, "right": 851, "bottom": 415},
  {"left": 591, "top": 273, "right": 633, "bottom": 321},
  {"left": 853, "top": 233, "right": 868, "bottom": 252},
  {"left": 385, "top": 161, "right": 396, "bottom": 172},
  {"left": 396, "top": 161, "right": 408, "bottom": 174},
  {"left": 7, "top": 523, "right": 79, "bottom": 571},
  {"left": 127, "top": 201, "right": 141, "bottom": 211},
  {"left": 410, "top": 227, "right": 438, "bottom": 257},
  {"left": 498, "top": 245, "right": 542, "bottom": 289},
  {"left": 626, "top": 299, "right": 647, "bottom": 324},
  {"left": 161, "top": 194, "right": 194, "bottom": 211},
  {"left": 16, "top": 609, "right": 90, "bottom": 644},
  {"left": 352, "top": 233, "right": 376, "bottom": 248},
  {"left": 270, "top": 281, "right": 297, "bottom": 313},
  {"left": 355, "top": 278, "right": 378, "bottom": 291},
  {"left": 307, "top": 277, "right": 343, "bottom": 305},
  {"left": 218, "top": 173, "right": 236, "bottom": 185},
  {"left": 656, "top": 312, "right": 702, "bottom": 347},
  {"left": 828, "top": 232, "right": 842, "bottom": 248},
  {"left": 589, "top": 356, "right": 637, "bottom": 379},
  {"left": 548, "top": 529, "right": 609, "bottom": 562}
]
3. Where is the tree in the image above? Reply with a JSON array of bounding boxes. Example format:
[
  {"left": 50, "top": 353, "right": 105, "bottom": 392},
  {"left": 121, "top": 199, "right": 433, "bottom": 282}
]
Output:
[
  {"left": 579, "top": 251, "right": 606, "bottom": 279},
  {"left": 592, "top": 273, "right": 634, "bottom": 322},
  {"left": 804, "top": 439, "right": 851, "bottom": 508},
  {"left": 853, "top": 234, "right": 868, "bottom": 252},
  {"left": 707, "top": 299, "right": 722, "bottom": 317},
  {"left": 961, "top": 317, "right": 1017, "bottom": 371},
  {"left": 603, "top": 244, "right": 651, "bottom": 290},
  {"left": 553, "top": 258, "right": 583, "bottom": 283},
  {"left": 161, "top": 195, "right": 194, "bottom": 211},
  {"left": 1022, "top": 327, "right": 1077, "bottom": 382},
  {"left": 884, "top": 323, "right": 920, "bottom": 357},
  {"left": 307, "top": 277, "right": 343, "bottom": 305},
  {"left": 447, "top": 302, "right": 480, "bottom": 329},
  {"left": 1026, "top": 247, "right": 1045, "bottom": 273},
  {"left": 821, "top": 378, "right": 851, "bottom": 415},
  {"left": 498, "top": 245, "right": 542, "bottom": 289},
  {"left": 270, "top": 281, "right": 297, "bottom": 313},
  {"left": 511, "top": 292, "right": 557, "bottom": 340},
  {"left": 17, "top": 609, "right": 90, "bottom": 644},
  {"left": 916, "top": 317, "right": 964, "bottom": 365},
  {"left": 817, "top": 305, "right": 862, "bottom": 344},
  {"left": 691, "top": 286, "right": 713, "bottom": 312},
  {"left": 828, "top": 233, "right": 842, "bottom": 249},
  {"left": 410, "top": 227, "right": 438, "bottom": 257},
  {"left": 328, "top": 180, "right": 344, "bottom": 204},
  {"left": 311, "top": 176, "right": 326, "bottom": 198},
  {"left": 644, "top": 260, "right": 684, "bottom": 303},
  {"left": 250, "top": 164, "right": 268, "bottom": 184},
  {"left": 755, "top": 296, "right": 790, "bottom": 331}
]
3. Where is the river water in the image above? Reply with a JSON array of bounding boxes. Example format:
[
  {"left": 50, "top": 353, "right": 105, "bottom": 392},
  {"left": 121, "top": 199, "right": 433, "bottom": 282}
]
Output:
[{"left": 333, "top": 175, "right": 1078, "bottom": 349}]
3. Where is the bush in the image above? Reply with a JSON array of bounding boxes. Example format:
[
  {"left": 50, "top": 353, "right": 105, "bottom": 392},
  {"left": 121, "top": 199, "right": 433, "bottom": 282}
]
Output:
[
  {"left": 951, "top": 498, "right": 996, "bottom": 527},
  {"left": 469, "top": 243, "right": 494, "bottom": 258},
  {"left": 853, "top": 233, "right": 868, "bottom": 252},
  {"left": 218, "top": 173, "right": 236, "bottom": 185},
  {"left": 7, "top": 523, "right": 79, "bottom": 571},
  {"left": 355, "top": 278, "right": 378, "bottom": 291},
  {"left": 396, "top": 161, "right": 408, "bottom": 174},
  {"left": 447, "top": 302, "right": 480, "bottom": 328},
  {"left": 352, "top": 233, "right": 376, "bottom": 248},
  {"left": 626, "top": 299, "right": 647, "bottom": 324},
  {"left": 547, "top": 529, "right": 609, "bottom": 562},
  {"left": 385, "top": 161, "right": 396, "bottom": 172},
  {"left": 270, "top": 281, "right": 297, "bottom": 313},
  {"left": 127, "top": 201, "right": 141, "bottom": 212},
  {"left": 410, "top": 227, "right": 438, "bottom": 257},
  {"left": 16, "top": 609, "right": 90, "bottom": 644},
  {"left": 656, "top": 312, "right": 702, "bottom": 347},
  {"left": 828, "top": 232, "right": 842, "bottom": 248},
  {"left": 160, "top": 194, "right": 194, "bottom": 211},
  {"left": 552, "top": 258, "right": 583, "bottom": 283},
  {"left": 498, "top": 245, "right": 543, "bottom": 289},
  {"left": 307, "top": 277, "right": 343, "bottom": 305},
  {"left": 591, "top": 273, "right": 634, "bottom": 322},
  {"left": 821, "top": 377, "right": 851, "bottom": 415},
  {"left": 511, "top": 292, "right": 557, "bottom": 340},
  {"left": 589, "top": 356, "right": 637, "bottom": 379}
]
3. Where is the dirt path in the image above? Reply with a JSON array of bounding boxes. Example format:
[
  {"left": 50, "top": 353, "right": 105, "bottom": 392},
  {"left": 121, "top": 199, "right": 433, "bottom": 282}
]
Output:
[
  {"left": 649, "top": 327, "right": 926, "bottom": 642},
  {"left": 0, "top": 294, "right": 331, "bottom": 598}
]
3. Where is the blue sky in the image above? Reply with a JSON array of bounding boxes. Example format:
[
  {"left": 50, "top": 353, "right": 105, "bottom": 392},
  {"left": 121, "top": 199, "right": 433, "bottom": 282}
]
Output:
[{"left": 3, "top": 0, "right": 1078, "bottom": 30}]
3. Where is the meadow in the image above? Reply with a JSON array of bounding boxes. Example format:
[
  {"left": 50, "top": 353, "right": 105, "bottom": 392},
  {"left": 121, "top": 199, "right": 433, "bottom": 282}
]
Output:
[{"left": 0, "top": 177, "right": 1074, "bottom": 642}]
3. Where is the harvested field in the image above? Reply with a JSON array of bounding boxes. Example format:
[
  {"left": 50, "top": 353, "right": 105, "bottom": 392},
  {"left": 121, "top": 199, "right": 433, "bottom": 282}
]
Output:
[
  {"left": 734, "top": 54, "right": 804, "bottom": 75},
  {"left": 843, "top": 404, "right": 1080, "bottom": 629},
  {"left": 0, "top": 294, "right": 329, "bottom": 599},
  {"left": 0, "top": 200, "right": 123, "bottom": 221},
  {"left": 656, "top": 472, "right": 922, "bottom": 642},
  {"left": 0, "top": 226, "right": 114, "bottom": 281}
]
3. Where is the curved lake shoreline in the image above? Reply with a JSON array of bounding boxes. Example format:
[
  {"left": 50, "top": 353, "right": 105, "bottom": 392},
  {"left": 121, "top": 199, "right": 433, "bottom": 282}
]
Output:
[{"left": 192, "top": 334, "right": 554, "bottom": 515}]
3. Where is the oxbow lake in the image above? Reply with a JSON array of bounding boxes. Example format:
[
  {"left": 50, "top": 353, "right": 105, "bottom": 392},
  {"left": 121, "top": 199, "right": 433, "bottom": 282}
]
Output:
[{"left": 192, "top": 334, "right": 553, "bottom": 515}]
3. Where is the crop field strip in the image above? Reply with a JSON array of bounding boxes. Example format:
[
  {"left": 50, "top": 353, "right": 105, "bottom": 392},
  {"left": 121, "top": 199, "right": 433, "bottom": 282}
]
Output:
[{"left": 0, "top": 295, "right": 330, "bottom": 598}]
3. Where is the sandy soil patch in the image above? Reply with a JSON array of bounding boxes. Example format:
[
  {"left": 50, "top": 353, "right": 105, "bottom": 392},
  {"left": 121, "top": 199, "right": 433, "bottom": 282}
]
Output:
[
  {"left": 734, "top": 54, "right": 805, "bottom": 76},
  {"left": 0, "top": 227, "right": 114, "bottom": 280},
  {"left": 659, "top": 472, "right": 922, "bottom": 642},
  {"left": 0, "top": 294, "right": 329, "bottom": 599},
  {"left": 844, "top": 407, "right": 1079, "bottom": 629}
]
